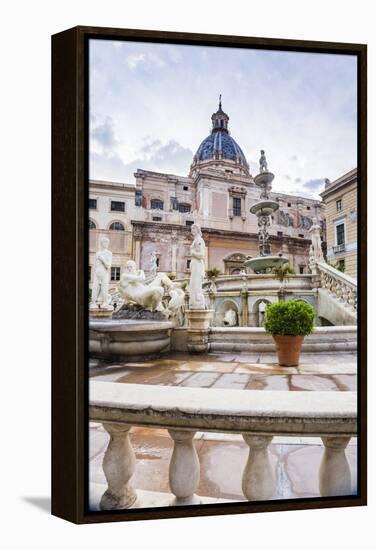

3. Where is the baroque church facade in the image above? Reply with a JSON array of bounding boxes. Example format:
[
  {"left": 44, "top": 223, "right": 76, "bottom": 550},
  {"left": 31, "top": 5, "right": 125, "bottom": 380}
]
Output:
[{"left": 89, "top": 101, "right": 324, "bottom": 289}]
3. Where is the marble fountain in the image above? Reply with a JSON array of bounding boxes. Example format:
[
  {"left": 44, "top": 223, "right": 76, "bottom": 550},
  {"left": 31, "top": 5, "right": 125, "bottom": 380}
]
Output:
[
  {"left": 245, "top": 151, "right": 289, "bottom": 274},
  {"left": 89, "top": 153, "right": 357, "bottom": 362}
]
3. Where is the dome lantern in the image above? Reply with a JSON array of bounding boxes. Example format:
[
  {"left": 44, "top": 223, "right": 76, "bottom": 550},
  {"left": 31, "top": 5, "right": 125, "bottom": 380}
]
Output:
[{"left": 211, "top": 94, "right": 229, "bottom": 133}]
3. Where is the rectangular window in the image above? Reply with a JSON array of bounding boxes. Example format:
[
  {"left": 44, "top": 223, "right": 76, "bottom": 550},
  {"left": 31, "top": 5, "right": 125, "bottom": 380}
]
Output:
[
  {"left": 336, "top": 199, "right": 343, "bottom": 212},
  {"left": 233, "top": 197, "right": 241, "bottom": 216},
  {"left": 336, "top": 223, "right": 345, "bottom": 245},
  {"left": 299, "top": 266, "right": 305, "bottom": 274},
  {"left": 152, "top": 216, "right": 162, "bottom": 221},
  {"left": 135, "top": 190, "right": 143, "bottom": 207},
  {"left": 183, "top": 186, "right": 189, "bottom": 191},
  {"left": 89, "top": 198, "right": 97, "bottom": 209},
  {"left": 111, "top": 267, "right": 121, "bottom": 281},
  {"left": 178, "top": 203, "right": 191, "bottom": 213},
  {"left": 277, "top": 231, "right": 283, "bottom": 237},
  {"left": 338, "top": 259, "right": 345, "bottom": 271},
  {"left": 287, "top": 202, "right": 291, "bottom": 207},
  {"left": 186, "top": 259, "right": 191, "bottom": 269},
  {"left": 298, "top": 234, "right": 304, "bottom": 238},
  {"left": 307, "top": 206, "right": 311, "bottom": 210},
  {"left": 111, "top": 200, "right": 125, "bottom": 212},
  {"left": 186, "top": 220, "right": 194, "bottom": 226}
]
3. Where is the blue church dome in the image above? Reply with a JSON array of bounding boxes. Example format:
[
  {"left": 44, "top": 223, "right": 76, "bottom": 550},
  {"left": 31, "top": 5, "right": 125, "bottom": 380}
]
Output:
[{"left": 192, "top": 97, "right": 249, "bottom": 171}]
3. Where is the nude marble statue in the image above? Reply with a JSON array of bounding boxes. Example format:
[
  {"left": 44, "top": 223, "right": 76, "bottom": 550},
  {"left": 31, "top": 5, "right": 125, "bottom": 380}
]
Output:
[
  {"left": 309, "top": 217, "right": 324, "bottom": 262},
  {"left": 90, "top": 237, "right": 113, "bottom": 310},
  {"left": 188, "top": 224, "right": 206, "bottom": 310}
]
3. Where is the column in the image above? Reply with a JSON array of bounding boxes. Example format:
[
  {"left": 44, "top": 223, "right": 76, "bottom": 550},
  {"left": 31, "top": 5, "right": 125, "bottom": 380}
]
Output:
[
  {"left": 100, "top": 423, "right": 137, "bottom": 510},
  {"left": 242, "top": 434, "right": 275, "bottom": 500},
  {"left": 319, "top": 436, "right": 352, "bottom": 496},
  {"left": 168, "top": 429, "right": 200, "bottom": 505}
]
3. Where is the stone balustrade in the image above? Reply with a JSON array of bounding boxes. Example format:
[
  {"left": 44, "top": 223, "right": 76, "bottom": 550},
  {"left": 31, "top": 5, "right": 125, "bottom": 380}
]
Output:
[
  {"left": 89, "top": 381, "right": 357, "bottom": 509},
  {"left": 316, "top": 261, "right": 357, "bottom": 313}
]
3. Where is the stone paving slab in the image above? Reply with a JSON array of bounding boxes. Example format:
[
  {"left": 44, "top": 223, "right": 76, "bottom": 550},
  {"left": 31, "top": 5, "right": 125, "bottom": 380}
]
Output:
[{"left": 90, "top": 352, "right": 357, "bottom": 392}]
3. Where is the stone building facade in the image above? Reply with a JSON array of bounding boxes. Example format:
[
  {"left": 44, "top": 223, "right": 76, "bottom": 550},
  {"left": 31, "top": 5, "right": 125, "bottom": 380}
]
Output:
[
  {"left": 320, "top": 168, "right": 357, "bottom": 278},
  {"left": 89, "top": 101, "right": 325, "bottom": 287},
  {"left": 88, "top": 180, "right": 136, "bottom": 291}
]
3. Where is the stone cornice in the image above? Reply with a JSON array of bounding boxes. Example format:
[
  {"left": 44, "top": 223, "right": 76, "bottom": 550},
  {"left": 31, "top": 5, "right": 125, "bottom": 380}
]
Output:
[
  {"left": 320, "top": 168, "right": 357, "bottom": 199},
  {"left": 89, "top": 179, "right": 135, "bottom": 192}
]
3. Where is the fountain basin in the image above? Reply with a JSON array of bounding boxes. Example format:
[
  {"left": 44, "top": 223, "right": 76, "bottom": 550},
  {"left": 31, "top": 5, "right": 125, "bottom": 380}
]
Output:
[
  {"left": 244, "top": 255, "right": 289, "bottom": 274},
  {"left": 250, "top": 200, "right": 279, "bottom": 216},
  {"left": 89, "top": 319, "right": 174, "bottom": 360},
  {"left": 254, "top": 171, "right": 275, "bottom": 186}
]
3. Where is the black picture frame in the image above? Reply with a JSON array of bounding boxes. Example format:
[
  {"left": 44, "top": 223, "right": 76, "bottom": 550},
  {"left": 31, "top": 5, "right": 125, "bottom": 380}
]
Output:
[{"left": 52, "top": 25, "right": 367, "bottom": 524}]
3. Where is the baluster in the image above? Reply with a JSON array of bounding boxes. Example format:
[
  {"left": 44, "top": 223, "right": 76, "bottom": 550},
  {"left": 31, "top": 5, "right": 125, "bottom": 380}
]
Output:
[
  {"left": 100, "top": 423, "right": 137, "bottom": 510},
  {"left": 242, "top": 435, "right": 275, "bottom": 500},
  {"left": 319, "top": 436, "right": 352, "bottom": 496},
  {"left": 347, "top": 287, "right": 354, "bottom": 308},
  {"left": 168, "top": 429, "right": 200, "bottom": 505}
]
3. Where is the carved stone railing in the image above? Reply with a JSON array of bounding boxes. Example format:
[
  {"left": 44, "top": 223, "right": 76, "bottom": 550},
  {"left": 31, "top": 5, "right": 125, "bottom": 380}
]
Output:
[
  {"left": 89, "top": 381, "right": 357, "bottom": 509},
  {"left": 316, "top": 261, "right": 357, "bottom": 312}
]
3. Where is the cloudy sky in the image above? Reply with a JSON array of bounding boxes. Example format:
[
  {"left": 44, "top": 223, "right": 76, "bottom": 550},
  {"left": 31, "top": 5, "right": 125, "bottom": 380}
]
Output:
[{"left": 89, "top": 39, "right": 357, "bottom": 198}]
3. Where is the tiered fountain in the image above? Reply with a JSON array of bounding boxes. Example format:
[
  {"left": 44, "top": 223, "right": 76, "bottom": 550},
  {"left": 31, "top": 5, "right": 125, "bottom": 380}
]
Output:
[{"left": 245, "top": 150, "right": 289, "bottom": 274}]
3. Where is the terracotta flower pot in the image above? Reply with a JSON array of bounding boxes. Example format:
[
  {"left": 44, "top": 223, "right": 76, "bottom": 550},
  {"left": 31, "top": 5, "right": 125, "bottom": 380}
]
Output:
[{"left": 272, "top": 335, "right": 304, "bottom": 366}]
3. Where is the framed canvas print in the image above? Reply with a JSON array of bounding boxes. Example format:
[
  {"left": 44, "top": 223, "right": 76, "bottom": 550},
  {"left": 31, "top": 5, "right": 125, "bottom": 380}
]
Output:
[{"left": 52, "top": 26, "right": 367, "bottom": 524}]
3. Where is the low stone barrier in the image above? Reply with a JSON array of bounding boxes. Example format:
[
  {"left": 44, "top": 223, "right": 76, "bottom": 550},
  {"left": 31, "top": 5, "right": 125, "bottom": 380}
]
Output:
[
  {"left": 89, "top": 381, "right": 357, "bottom": 509},
  {"left": 171, "top": 325, "right": 357, "bottom": 353}
]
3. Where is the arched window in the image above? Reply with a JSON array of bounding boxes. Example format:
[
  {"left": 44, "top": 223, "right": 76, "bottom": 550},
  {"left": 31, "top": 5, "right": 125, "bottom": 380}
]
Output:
[
  {"left": 109, "top": 221, "right": 125, "bottom": 231},
  {"left": 88, "top": 220, "right": 96, "bottom": 230},
  {"left": 150, "top": 199, "right": 164, "bottom": 210},
  {"left": 178, "top": 203, "right": 191, "bottom": 213}
]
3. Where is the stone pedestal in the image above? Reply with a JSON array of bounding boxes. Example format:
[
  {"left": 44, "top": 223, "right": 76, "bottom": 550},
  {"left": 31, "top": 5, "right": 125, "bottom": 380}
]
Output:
[
  {"left": 89, "top": 306, "right": 113, "bottom": 319},
  {"left": 185, "top": 309, "right": 214, "bottom": 353}
]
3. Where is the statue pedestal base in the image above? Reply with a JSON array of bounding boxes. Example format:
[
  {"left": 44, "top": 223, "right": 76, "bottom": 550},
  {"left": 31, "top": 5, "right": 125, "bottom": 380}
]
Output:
[
  {"left": 185, "top": 309, "right": 214, "bottom": 354},
  {"left": 89, "top": 307, "right": 113, "bottom": 319}
]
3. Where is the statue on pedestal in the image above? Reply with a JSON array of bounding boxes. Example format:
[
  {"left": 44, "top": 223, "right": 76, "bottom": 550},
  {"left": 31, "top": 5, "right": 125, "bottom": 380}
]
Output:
[
  {"left": 90, "top": 237, "right": 113, "bottom": 310},
  {"left": 309, "top": 217, "right": 324, "bottom": 262},
  {"left": 150, "top": 250, "right": 158, "bottom": 279},
  {"left": 189, "top": 223, "right": 206, "bottom": 310},
  {"left": 259, "top": 149, "right": 268, "bottom": 172}
]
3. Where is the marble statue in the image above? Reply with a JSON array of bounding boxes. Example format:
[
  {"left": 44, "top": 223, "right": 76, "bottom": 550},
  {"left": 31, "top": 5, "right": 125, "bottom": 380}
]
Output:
[
  {"left": 309, "top": 217, "right": 324, "bottom": 262},
  {"left": 90, "top": 237, "right": 113, "bottom": 310},
  {"left": 259, "top": 150, "right": 268, "bottom": 172},
  {"left": 309, "top": 245, "right": 317, "bottom": 275},
  {"left": 258, "top": 301, "right": 267, "bottom": 326},
  {"left": 223, "top": 308, "right": 237, "bottom": 326},
  {"left": 167, "top": 287, "right": 186, "bottom": 326},
  {"left": 189, "top": 223, "right": 206, "bottom": 309},
  {"left": 150, "top": 251, "right": 158, "bottom": 279},
  {"left": 118, "top": 260, "right": 165, "bottom": 312}
]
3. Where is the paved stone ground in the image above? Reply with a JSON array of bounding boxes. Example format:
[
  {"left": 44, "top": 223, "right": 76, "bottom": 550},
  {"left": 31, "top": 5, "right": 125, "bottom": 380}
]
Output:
[{"left": 89, "top": 351, "right": 358, "bottom": 506}]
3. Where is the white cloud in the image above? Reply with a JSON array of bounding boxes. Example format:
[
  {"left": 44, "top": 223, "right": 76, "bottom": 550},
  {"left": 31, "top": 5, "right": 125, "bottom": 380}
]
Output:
[
  {"left": 89, "top": 40, "right": 357, "bottom": 192},
  {"left": 126, "top": 53, "right": 146, "bottom": 70}
]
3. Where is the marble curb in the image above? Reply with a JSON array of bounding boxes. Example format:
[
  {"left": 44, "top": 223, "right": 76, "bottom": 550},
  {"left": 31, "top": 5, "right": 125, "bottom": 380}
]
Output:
[{"left": 89, "top": 483, "right": 234, "bottom": 511}]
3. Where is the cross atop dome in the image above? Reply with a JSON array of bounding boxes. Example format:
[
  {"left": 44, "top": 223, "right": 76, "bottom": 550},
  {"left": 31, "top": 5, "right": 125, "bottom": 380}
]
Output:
[{"left": 211, "top": 95, "right": 229, "bottom": 132}]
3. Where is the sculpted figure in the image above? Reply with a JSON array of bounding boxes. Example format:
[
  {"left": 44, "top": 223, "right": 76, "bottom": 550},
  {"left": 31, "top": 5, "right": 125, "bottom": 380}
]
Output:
[
  {"left": 90, "top": 237, "right": 113, "bottom": 310},
  {"left": 309, "top": 217, "right": 324, "bottom": 262},
  {"left": 189, "top": 223, "right": 206, "bottom": 309},
  {"left": 223, "top": 308, "right": 237, "bottom": 327},
  {"left": 118, "top": 260, "right": 164, "bottom": 312},
  {"left": 259, "top": 149, "right": 268, "bottom": 172},
  {"left": 167, "top": 287, "right": 186, "bottom": 326},
  {"left": 150, "top": 250, "right": 158, "bottom": 279}
]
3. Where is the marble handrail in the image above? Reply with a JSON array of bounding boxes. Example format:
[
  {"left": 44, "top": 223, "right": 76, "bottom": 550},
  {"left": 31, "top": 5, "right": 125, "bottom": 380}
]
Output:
[
  {"left": 316, "top": 261, "right": 357, "bottom": 312},
  {"left": 89, "top": 381, "right": 357, "bottom": 509}
]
